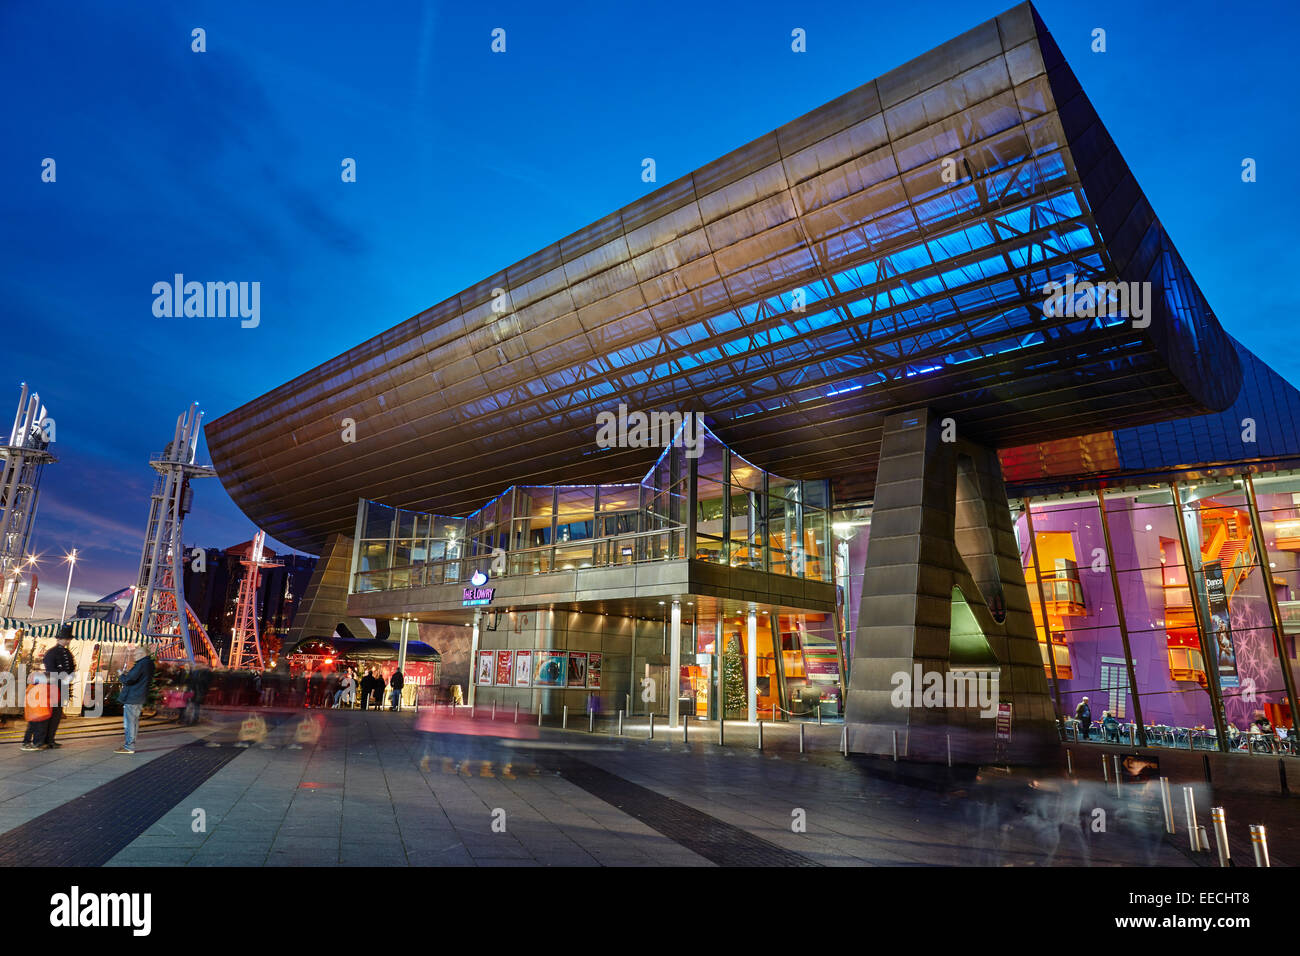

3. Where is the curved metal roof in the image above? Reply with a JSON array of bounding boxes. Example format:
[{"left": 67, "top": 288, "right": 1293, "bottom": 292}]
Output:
[{"left": 207, "top": 2, "right": 1241, "bottom": 555}]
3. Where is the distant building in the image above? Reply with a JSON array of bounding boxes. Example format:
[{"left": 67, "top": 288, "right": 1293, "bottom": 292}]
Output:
[{"left": 183, "top": 541, "right": 316, "bottom": 663}]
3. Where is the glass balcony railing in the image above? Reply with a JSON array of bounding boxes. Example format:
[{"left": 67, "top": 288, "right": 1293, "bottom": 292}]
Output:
[{"left": 353, "top": 528, "right": 687, "bottom": 593}]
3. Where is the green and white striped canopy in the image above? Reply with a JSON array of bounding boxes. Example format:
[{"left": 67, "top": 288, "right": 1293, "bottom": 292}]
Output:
[{"left": 0, "top": 617, "right": 157, "bottom": 643}]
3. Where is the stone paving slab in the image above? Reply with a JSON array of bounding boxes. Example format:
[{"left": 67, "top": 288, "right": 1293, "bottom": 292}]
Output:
[{"left": 0, "top": 709, "right": 1244, "bottom": 867}]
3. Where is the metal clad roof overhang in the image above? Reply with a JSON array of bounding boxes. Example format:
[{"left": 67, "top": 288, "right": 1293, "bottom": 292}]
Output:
[{"left": 206, "top": 1, "right": 1241, "bottom": 555}]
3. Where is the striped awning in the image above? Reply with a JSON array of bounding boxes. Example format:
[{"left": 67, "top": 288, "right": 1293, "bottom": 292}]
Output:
[{"left": 0, "top": 617, "right": 157, "bottom": 643}]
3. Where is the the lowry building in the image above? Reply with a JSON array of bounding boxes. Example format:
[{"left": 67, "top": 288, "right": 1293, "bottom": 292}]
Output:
[{"left": 206, "top": 3, "right": 1298, "bottom": 764}]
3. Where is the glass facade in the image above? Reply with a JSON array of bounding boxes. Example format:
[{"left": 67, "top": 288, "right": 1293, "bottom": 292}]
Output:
[
  {"left": 1009, "top": 477, "right": 1299, "bottom": 753},
  {"left": 832, "top": 472, "right": 1300, "bottom": 754},
  {"left": 351, "top": 424, "right": 832, "bottom": 593}
]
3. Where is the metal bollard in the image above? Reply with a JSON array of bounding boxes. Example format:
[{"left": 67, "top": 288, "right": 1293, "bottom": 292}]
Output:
[
  {"left": 492, "top": 700, "right": 497, "bottom": 721},
  {"left": 817, "top": 709, "right": 823, "bottom": 726},
  {"left": 1158, "top": 778, "right": 1176, "bottom": 835},
  {"left": 799, "top": 722, "right": 805, "bottom": 754},
  {"left": 1102, "top": 756, "right": 1109, "bottom": 783},
  {"left": 840, "top": 725, "right": 847, "bottom": 757},
  {"left": 538, "top": 706, "right": 543, "bottom": 728},
  {"left": 562, "top": 705, "right": 568, "bottom": 730},
  {"left": 470, "top": 704, "right": 475, "bottom": 720},
  {"left": 892, "top": 730, "right": 898, "bottom": 762},
  {"left": 946, "top": 734, "right": 952, "bottom": 768},
  {"left": 1250, "top": 824, "right": 1270, "bottom": 867},
  {"left": 1210, "top": 807, "right": 1231, "bottom": 867},
  {"left": 758, "top": 720, "right": 764, "bottom": 752},
  {"left": 1066, "top": 749, "right": 1073, "bottom": 776},
  {"left": 588, "top": 707, "right": 594, "bottom": 733},
  {"left": 514, "top": 701, "right": 519, "bottom": 724},
  {"left": 718, "top": 716, "right": 725, "bottom": 746},
  {"left": 1112, "top": 754, "right": 1123, "bottom": 794},
  {"left": 617, "top": 709, "right": 623, "bottom": 736},
  {"left": 683, "top": 715, "right": 689, "bottom": 744},
  {"left": 648, "top": 712, "right": 655, "bottom": 740},
  {"left": 1183, "top": 787, "right": 1201, "bottom": 852},
  {"left": 772, "top": 703, "right": 777, "bottom": 722}
]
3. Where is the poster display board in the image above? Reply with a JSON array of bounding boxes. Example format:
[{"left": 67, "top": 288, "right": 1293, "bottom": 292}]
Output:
[
  {"left": 494, "top": 650, "right": 513, "bottom": 687},
  {"left": 534, "top": 650, "right": 567, "bottom": 687},
  {"left": 514, "top": 650, "right": 533, "bottom": 687},
  {"left": 566, "top": 652, "right": 588, "bottom": 687},
  {"left": 476, "top": 650, "right": 495, "bottom": 686}
]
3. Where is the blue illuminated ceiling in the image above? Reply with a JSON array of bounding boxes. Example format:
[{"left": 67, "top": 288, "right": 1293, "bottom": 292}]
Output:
[{"left": 207, "top": 1, "right": 1241, "bottom": 554}]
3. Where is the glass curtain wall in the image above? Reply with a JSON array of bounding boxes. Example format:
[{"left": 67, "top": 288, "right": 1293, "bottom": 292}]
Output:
[{"left": 350, "top": 424, "right": 832, "bottom": 592}]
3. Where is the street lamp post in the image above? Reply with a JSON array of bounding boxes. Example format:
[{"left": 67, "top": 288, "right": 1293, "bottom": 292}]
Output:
[
  {"left": 59, "top": 549, "right": 78, "bottom": 625},
  {"left": 25, "top": 555, "right": 38, "bottom": 620}
]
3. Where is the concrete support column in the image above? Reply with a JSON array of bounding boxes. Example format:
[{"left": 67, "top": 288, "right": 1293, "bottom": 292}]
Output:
[
  {"left": 714, "top": 619, "right": 723, "bottom": 720},
  {"left": 844, "top": 408, "right": 1056, "bottom": 764},
  {"left": 669, "top": 599, "right": 682, "bottom": 728},
  {"left": 467, "top": 609, "right": 482, "bottom": 707},
  {"left": 747, "top": 607, "right": 758, "bottom": 723}
]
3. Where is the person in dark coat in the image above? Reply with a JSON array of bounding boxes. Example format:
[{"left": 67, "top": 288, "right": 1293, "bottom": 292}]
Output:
[
  {"left": 42, "top": 625, "right": 77, "bottom": 748},
  {"left": 116, "top": 645, "right": 155, "bottom": 754},
  {"left": 1074, "top": 697, "right": 1092, "bottom": 741},
  {"left": 360, "top": 669, "right": 375, "bottom": 710},
  {"left": 185, "top": 661, "right": 213, "bottom": 725},
  {"left": 373, "top": 671, "right": 386, "bottom": 710},
  {"left": 389, "top": 668, "right": 404, "bottom": 711}
]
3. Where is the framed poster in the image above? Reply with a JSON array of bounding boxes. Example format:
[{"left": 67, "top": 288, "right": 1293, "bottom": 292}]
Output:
[
  {"left": 513, "top": 650, "right": 533, "bottom": 687},
  {"left": 476, "top": 650, "right": 495, "bottom": 686},
  {"left": 566, "top": 652, "right": 588, "bottom": 687},
  {"left": 534, "top": 650, "right": 566, "bottom": 687},
  {"left": 586, "top": 652, "right": 602, "bottom": 689},
  {"left": 1205, "top": 562, "right": 1238, "bottom": 687},
  {"left": 494, "top": 650, "right": 513, "bottom": 687}
]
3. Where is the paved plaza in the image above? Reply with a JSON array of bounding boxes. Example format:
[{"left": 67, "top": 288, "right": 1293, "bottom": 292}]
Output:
[{"left": 3, "top": 708, "right": 1288, "bottom": 867}]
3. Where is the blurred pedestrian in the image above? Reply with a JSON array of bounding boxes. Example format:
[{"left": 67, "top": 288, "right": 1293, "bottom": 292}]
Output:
[
  {"left": 21, "top": 671, "right": 52, "bottom": 751},
  {"left": 115, "top": 645, "right": 155, "bottom": 755},
  {"left": 360, "top": 669, "right": 375, "bottom": 710},
  {"left": 42, "top": 624, "right": 76, "bottom": 748},
  {"left": 185, "top": 659, "right": 213, "bottom": 725},
  {"left": 373, "top": 670, "right": 386, "bottom": 710},
  {"left": 389, "top": 667, "right": 404, "bottom": 711}
]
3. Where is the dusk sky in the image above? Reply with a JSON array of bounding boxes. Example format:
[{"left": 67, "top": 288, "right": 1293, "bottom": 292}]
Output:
[{"left": 2, "top": 0, "right": 1296, "bottom": 616}]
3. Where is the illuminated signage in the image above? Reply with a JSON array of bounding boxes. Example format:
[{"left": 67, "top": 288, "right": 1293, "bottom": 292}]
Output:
[
  {"left": 463, "top": 586, "right": 494, "bottom": 606},
  {"left": 470, "top": 570, "right": 489, "bottom": 587}
]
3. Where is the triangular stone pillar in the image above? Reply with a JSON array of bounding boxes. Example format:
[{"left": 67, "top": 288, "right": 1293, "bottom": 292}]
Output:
[{"left": 844, "top": 409, "right": 1057, "bottom": 764}]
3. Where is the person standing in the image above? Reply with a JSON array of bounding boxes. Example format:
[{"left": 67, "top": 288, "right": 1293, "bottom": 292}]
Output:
[
  {"left": 116, "top": 645, "right": 155, "bottom": 755},
  {"left": 373, "top": 670, "right": 386, "bottom": 711},
  {"left": 186, "top": 660, "right": 213, "bottom": 725},
  {"left": 359, "top": 669, "right": 374, "bottom": 710},
  {"left": 21, "top": 671, "right": 52, "bottom": 751},
  {"left": 1074, "top": 696, "right": 1092, "bottom": 742},
  {"left": 389, "top": 668, "right": 404, "bottom": 711},
  {"left": 42, "top": 624, "right": 77, "bottom": 749}
]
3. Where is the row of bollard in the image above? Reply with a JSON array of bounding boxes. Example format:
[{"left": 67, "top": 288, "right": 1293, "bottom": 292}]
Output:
[{"left": 464, "top": 699, "right": 855, "bottom": 756}]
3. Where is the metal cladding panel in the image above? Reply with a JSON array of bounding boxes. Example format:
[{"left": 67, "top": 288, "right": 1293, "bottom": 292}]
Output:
[{"left": 207, "top": 1, "right": 1241, "bottom": 555}]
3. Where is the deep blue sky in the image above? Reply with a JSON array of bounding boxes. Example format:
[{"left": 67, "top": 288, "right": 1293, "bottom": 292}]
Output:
[{"left": 1, "top": 0, "right": 1296, "bottom": 614}]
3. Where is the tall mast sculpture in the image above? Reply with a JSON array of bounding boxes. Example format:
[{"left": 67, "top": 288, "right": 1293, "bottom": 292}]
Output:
[
  {"left": 227, "top": 530, "right": 278, "bottom": 670},
  {"left": 127, "top": 403, "right": 221, "bottom": 664},
  {"left": 0, "top": 384, "right": 55, "bottom": 617}
]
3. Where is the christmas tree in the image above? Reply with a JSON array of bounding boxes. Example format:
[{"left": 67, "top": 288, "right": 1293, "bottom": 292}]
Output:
[{"left": 723, "top": 634, "right": 747, "bottom": 718}]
